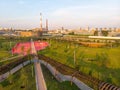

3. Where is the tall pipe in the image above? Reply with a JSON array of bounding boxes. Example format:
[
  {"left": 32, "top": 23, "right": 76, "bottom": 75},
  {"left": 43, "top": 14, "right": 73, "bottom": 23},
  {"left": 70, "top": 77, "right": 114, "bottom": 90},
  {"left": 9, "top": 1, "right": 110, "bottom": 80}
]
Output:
[
  {"left": 40, "top": 13, "right": 42, "bottom": 31},
  {"left": 46, "top": 19, "right": 48, "bottom": 31}
]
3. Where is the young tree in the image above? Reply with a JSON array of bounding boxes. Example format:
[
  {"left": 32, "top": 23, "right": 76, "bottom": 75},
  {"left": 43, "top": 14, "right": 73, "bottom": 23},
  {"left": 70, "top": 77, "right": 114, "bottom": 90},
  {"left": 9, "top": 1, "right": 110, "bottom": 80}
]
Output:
[
  {"left": 20, "top": 68, "right": 27, "bottom": 88},
  {"left": 21, "top": 46, "right": 25, "bottom": 55},
  {"left": 94, "top": 30, "right": 98, "bottom": 36},
  {"left": 101, "top": 30, "right": 109, "bottom": 36},
  {"left": 8, "top": 73, "right": 14, "bottom": 84}
]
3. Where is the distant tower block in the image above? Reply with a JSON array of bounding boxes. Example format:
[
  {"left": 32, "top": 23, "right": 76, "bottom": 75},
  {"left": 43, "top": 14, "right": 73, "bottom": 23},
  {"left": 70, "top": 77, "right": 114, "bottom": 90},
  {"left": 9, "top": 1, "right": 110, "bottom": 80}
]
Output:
[
  {"left": 87, "top": 26, "right": 90, "bottom": 32},
  {"left": 109, "top": 28, "right": 112, "bottom": 31},
  {"left": 88, "top": 26, "right": 89, "bottom": 30},
  {"left": 95, "top": 28, "right": 98, "bottom": 31},
  {"left": 98, "top": 28, "right": 102, "bottom": 36},
  {"left": 114, "top": 27, "right": 116, "bottom": 31},
  {"left": 40, "top": 13, "right": 42, "bottom": 31},
  {"left": 62, "top": 27, "right": 64, "bottom": 30},
  {"left": 46, "top": 19, "right": 48, "bottom": 31}
]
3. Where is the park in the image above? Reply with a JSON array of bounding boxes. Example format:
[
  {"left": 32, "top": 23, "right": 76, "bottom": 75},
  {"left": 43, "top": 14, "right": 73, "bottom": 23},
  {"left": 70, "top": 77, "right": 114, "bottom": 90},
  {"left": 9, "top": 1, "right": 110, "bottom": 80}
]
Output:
[{"left": 0, "top": 36, "right": 120, "bottom": 90}]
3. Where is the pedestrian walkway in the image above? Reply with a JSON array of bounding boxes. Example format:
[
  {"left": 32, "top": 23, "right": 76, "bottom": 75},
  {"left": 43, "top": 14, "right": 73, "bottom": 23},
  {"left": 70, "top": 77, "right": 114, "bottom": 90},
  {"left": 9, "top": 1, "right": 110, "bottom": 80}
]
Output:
[{"left": 31, "top": 39, "right": 47, "bottom": 90}]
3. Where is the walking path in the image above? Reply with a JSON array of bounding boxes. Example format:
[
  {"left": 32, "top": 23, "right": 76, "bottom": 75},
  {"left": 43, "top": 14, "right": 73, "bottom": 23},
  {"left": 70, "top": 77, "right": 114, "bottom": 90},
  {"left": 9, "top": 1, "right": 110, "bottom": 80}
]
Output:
[
  {"left": 31, "top": 39, "right": 47, "bottom": 90},
  {"left": 34, "top": 58, "right": 47, "bottom": 90}
]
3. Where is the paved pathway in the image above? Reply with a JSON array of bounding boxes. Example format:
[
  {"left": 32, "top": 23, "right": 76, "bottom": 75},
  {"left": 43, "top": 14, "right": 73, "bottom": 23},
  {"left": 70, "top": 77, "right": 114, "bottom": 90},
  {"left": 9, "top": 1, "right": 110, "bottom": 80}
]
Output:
[{"left": 31, "top": 39, "right": 47, "bottom": 90}]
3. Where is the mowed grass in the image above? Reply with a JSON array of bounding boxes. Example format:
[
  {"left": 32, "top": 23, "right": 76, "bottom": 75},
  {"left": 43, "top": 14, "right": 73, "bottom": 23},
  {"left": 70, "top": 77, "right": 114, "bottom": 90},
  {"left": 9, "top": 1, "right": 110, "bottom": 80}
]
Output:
[
  {"left": 38, "top": 39, "right": 120, "bottom": 86},
  {"left": 0, "top": 50, "right": 11, "bottom": 59},
  {"left": 0, "top": 41, "right": 19, "bottom": 66},
  {"left": 0, "top": 63, "right": 80, "bottom": 90},
  {"left": 0, "top": 50, "right": 12, "bottom": 66}
]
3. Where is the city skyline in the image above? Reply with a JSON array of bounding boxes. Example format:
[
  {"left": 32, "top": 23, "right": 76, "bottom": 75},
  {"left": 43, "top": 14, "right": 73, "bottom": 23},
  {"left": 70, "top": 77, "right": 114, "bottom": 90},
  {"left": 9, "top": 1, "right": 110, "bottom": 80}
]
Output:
[{"left": 0, "top": 0, "right": 120, "bottom": 29}]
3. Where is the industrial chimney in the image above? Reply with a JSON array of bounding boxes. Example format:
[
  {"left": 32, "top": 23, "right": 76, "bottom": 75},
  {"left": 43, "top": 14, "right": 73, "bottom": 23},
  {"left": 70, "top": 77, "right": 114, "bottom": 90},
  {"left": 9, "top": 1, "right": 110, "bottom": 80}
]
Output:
[
  {"left": 40, "top": 13, "right": 42, "bottom": 31},
  {"left": 46, "top": 19, "right": 48, "bottom": 31}
]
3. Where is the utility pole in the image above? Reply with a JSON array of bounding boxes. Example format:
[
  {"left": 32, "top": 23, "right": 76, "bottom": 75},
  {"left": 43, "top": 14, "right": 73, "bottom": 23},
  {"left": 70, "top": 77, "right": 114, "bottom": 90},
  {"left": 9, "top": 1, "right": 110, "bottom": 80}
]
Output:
[
  {"left": 46, "top": 19, "right": 48, "bottom": 31},
  {"left": 74, "top": 50, "right": 76, "bottom": 65}
]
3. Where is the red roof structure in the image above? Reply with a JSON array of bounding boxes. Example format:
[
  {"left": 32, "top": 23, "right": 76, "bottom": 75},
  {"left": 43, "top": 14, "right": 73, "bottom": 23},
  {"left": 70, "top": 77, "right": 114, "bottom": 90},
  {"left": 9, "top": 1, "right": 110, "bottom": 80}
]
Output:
[{"left": 12, "top": 41, "right": 49, "bottom": 55}]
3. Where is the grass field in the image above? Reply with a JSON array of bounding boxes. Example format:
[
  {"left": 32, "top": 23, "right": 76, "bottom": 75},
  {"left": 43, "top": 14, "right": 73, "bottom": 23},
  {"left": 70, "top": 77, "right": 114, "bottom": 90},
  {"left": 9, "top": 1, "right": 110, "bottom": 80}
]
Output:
[
  {"left": 38, "top": 39, "right": 120, "bottom": 86},
  {"left": 0, "top": 40, "right": 20, "bottom": 66},
  {"left": 0, "top": 63, "right": 79, "bottom": 90},
  {"left": 0, "top": 50, "right": 11, "bottom": 59},
  {"left": 0, "top": 64, "right": 36, "bottom": 90},
  {"left": 0, "top": 49, "right": 13, "bottom": 66}
]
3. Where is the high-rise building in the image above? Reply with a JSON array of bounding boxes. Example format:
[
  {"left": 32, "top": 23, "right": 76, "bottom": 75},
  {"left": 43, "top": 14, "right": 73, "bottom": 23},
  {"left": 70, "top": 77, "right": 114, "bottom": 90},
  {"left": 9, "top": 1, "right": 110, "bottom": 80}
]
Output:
[{"left": 61, "top": 27, "right": 64, "bottom": 30}]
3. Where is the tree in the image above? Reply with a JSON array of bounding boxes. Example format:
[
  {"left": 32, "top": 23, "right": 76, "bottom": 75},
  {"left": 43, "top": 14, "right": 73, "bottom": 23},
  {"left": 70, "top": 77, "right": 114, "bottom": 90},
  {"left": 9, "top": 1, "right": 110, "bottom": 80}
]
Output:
[
  {"left": 21, "top": 46, "right": 25, "bottom": 55},
  {"left": 76, "top": 51, "right": 85, "bottom": 71},
  {"left": 8, "top": 73, "right": 14, "bottom": 84},
  {"left": 21, "top": 46, "right": 25, "bottom": 67},
  {"left": 27, "top": 48, "right": 31, "bottom": 61},
  {"left": 95, "top": 53, "right": 108, "bottom": 67},
  {"left": 20, "top": 68, "right": 27, "bottom": 88},
  {"left": 94, "top": 30, "right": 98, "bottom": 36},
  {"left": 100, "top": 52, "right": 108, "bottom": 67},
  {"left": 101, "top": 30, "right": 109, "bottom": 36},
  {"left": 68, "top": 32, "right": 74, "bottom": 35}
]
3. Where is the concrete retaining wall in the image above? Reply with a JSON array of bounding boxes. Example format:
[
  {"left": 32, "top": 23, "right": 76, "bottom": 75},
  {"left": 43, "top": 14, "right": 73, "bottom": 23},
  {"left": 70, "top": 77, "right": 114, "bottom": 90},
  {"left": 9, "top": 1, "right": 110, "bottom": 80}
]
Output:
[
  {"left": 39, "top": 60, "right": 93, "bottom": 90},
  {"left": 0, "top": 59, "right": 93, "bottom": 90}
]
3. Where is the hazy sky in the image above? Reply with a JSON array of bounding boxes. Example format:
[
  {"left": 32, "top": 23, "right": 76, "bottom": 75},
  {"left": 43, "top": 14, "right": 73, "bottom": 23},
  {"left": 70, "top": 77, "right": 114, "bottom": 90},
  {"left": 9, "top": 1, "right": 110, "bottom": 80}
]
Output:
[{"left": 0, "top": 0, "right": 119, "bottom": 29}]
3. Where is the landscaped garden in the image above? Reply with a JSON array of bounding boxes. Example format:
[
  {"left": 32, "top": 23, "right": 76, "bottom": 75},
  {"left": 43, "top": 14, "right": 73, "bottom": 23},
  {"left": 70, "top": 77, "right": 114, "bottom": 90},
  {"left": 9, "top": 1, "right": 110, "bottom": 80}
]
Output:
[{"left": 0, "top": 37, "right": 80, "bottom": 90}]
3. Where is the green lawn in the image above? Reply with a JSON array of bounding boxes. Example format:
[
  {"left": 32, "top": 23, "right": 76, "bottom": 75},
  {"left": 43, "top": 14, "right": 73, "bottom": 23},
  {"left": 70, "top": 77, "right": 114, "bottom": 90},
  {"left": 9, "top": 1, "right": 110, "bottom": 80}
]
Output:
[
  {"left": 0, "top": 63, "right": 80, "bottom": 90},
  {"left": 0, "top": 50, "right": 11, "bottom": 59},
  {"left": 0, "top": 50, "right": 13, "bottom": 66},
  {"left": 38, "top": 39, "right": 120, "bottom": 86},
  {"left": 0, "top": 64, "right": 36, "bottom": 90},
  {"left": 0, "top": 40, "right": 19, "bottom": 66}
]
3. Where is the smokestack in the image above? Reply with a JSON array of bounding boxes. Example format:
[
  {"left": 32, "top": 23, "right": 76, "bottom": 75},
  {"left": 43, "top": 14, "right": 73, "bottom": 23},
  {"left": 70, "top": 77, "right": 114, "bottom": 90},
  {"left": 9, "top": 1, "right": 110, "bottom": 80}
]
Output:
[
  {"left": 40, "top": 13, "right": 42, "bottom": 31},
  {"left": 46, "top": 19, "right": 48, "bottom": 31}
]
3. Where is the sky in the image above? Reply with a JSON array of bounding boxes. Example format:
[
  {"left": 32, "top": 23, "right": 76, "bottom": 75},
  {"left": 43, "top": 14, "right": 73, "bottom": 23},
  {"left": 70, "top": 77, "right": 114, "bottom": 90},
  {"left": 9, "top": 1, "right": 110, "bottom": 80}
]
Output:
[{"left": 0, "top": 0, "right": 120, "bottom": 29}]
